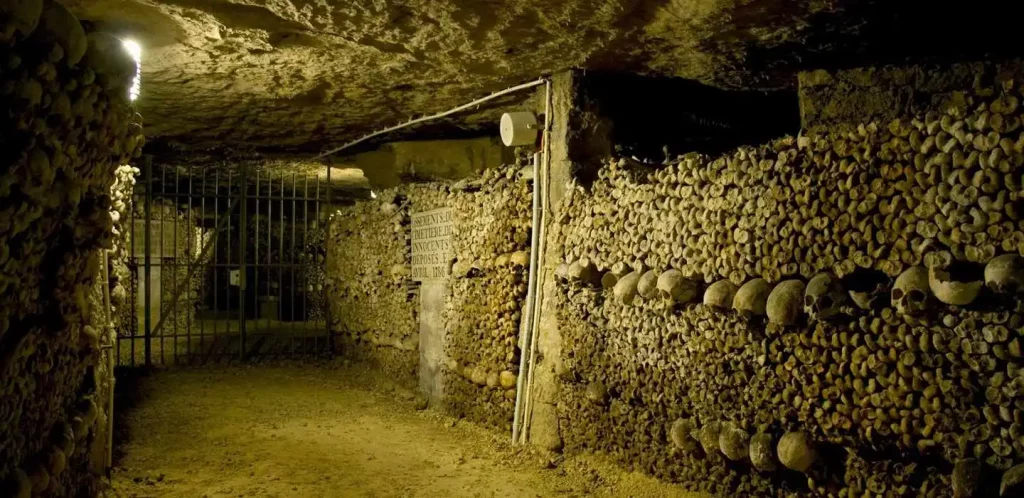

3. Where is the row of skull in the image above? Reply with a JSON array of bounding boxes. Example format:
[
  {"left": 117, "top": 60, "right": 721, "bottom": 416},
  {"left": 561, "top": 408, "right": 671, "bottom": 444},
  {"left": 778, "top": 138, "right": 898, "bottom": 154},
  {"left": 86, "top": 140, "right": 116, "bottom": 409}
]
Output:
[
  {"left": 4, "top": 395, "right": 100, "bottom": 497},
  {"left": 557, "top": 252, "right": 1024, "bottom": 323},
  {"left": 669, "top": 417, "right": 1024, "bottom": 496}
]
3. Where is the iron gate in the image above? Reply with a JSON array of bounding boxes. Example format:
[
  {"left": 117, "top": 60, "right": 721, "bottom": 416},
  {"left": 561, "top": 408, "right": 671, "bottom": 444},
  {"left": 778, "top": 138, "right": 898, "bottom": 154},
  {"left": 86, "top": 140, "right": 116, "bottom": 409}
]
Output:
[{"left": 117, "top": 161, "right": 333, "bottom": 366}]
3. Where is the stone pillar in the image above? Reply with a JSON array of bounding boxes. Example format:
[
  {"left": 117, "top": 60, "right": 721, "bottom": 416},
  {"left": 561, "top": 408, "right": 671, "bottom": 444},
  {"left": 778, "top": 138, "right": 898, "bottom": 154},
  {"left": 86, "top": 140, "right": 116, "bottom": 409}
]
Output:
[
  {"left": 527, "top": 70, "right": 612, "bottom": 451},
  {"left": 418, "top": 281, "right": 448, "bottom": 405}
]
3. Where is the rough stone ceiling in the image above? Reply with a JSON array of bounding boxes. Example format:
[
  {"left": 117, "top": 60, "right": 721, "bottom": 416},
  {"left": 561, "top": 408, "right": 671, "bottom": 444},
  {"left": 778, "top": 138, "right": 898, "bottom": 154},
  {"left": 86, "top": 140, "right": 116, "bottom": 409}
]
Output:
[{"left": 63, "top": 0, "right": 1023, "bottom": 153}]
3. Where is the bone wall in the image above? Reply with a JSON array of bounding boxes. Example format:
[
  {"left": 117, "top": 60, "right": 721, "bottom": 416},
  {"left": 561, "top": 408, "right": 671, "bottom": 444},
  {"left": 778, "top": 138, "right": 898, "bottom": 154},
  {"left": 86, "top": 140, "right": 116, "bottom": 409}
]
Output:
[
  {"left": 326, "top": 158, "right": 532, "bottom": 426},
  {"left": 552, "top": 65, "right": 1024, "bottom": 496},
  {"left": 434, "top": 163, "right": 532, "bottom": 431},
  {"left": 1, "top": 1, "right": 144, "bottom": 495},
  {"left": 326, "top": 189, "right": 419, "bottom": 383}
]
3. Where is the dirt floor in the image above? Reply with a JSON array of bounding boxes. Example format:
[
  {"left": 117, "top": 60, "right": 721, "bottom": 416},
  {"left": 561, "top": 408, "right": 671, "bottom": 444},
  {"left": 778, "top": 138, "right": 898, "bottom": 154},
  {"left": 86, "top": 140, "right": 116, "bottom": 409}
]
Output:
[{"left": 106, "top": 364, "right": 705, "bottom": 498}]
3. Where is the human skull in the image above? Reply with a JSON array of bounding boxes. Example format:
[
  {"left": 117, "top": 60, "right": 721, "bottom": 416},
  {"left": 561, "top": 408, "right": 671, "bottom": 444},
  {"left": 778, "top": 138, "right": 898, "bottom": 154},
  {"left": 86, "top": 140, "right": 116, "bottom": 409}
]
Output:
[
  {"left": 35, "top": 0, "right": 87, "bottom": 65},
  {"left": 567, "top": 258, "right": 600, "bottom": 286},
  {"left": 697, "top": 421, "right": 722, "bottom": 456},
  {"left": 669, "top": 418, "right": 698, "bottom": 452},
  {"left": 985, "top": 254, "right": 1024, "bottom": 294},
  {"left": 1, "top": 0, "right": 43, "bottom": 42},
  {"left": 703, "top": 281, "right": 738, "bottom": 309},
  {"left": 613, "top": 272, "right": 641, "bottom": 305},
  {"left": 804, "top": 273, "right": 847, "bottom": 321},
  {"left": 554, "top": 262, "right": 570, "bottom": 284},
  {"left": 777, "top": 431, "right": 816, "bottom": 473},
  {"left": 928, "top": 266, "right": 982, "bottom": 306},
  {"left": 732, "top": 279, "right": 772, "bottom": 316},
  {"left": 585, "top": 381, "right": 608, "bottom": 405},
  {"left": 509, "top": 251, "right": 529, "bottom": 267},
  {"left": 749, "top": 433, "right": 777, "bottom": 471},
  {"left": 767, "top": 280, "right": 806, "bottom": 326},
  {"left": 657, "top": 269, "right": 697, "bottom": 305},
  {"left": 718, "top": 422, "right": 749, "bottom": 461},
  {"left": 637, "top": 270, "right": 660, "bottom": 299},
  {"left": 892, "top": 266, "right": 931, "bottom": 315}
]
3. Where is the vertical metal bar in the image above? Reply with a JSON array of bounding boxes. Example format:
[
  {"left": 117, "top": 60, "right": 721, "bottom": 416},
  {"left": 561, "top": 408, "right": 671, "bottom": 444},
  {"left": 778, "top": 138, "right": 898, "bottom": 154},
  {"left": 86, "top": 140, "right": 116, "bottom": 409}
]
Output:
[
  {"left": 302, "top": 175, "right": 309, "bottom": 353},
  {"left": 213, "top": 170, "right": 220, "bottom": 359},
  {"left": 239, "top": 163, "right": 248, "bottom": 361},
  {"left": 128, "top": 172, "right": 137, "bottom": 366},
  {"left": 226, "top": 169, "right": 232, "bottom": 359},
  {"left": 200, "top": 171, "right": 207, "bottom": 363},
  {"left": 267, "top": 175, "right": 272, "bottom": 337},
  {"left": 325, "top": 165, "right": 332, "bottom": 357},
  {"left": 290, "top": 173, "right": 297, "bottom": 357},
  {"left": 254, "top": 169, "right": 260, "bottom": 342},
  {"left": 159, "top": 163, "right": 166, "bottom": 366},
  {"left": 172, "top": 165, "right": 179, "bottom": 365},
  {"left": 143, "top": 160, "right": 152, "bottom": 368},
  {"left": 125, "top": 171, "right": 136, "bottom": 367},
  {"left": 224, "top": 169, "right": 232, "bottom": 360},
  {"left": 314, "top": 175, "right": 320, "bottom": 354},
  {"left": 279, "top": 175, "right": 284, "bottom": 356},
  {"left": 187, "top": 164, "right": 193, "bottom": 362}
]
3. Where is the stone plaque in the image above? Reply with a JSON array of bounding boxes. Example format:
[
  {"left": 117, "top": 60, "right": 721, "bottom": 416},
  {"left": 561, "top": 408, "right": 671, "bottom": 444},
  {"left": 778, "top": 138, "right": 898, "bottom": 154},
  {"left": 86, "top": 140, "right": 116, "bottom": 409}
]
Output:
[{"left": 411, "top": 208, "right": 453, "bottom": 281}]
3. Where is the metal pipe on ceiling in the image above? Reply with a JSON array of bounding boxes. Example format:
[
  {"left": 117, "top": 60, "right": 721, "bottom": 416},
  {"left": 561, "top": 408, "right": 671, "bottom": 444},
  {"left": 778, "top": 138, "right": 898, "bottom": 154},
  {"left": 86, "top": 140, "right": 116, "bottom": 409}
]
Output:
[{"left": 313, "top": 78, "right": 548, "bottom": 160}]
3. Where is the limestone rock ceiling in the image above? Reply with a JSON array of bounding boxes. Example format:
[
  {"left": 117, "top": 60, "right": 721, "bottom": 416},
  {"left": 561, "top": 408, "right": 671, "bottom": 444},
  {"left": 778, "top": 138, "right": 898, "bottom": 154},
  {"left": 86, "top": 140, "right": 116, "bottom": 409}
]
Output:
[{"left": 61, "top": 0, "right": 1022, "bottom": 152}]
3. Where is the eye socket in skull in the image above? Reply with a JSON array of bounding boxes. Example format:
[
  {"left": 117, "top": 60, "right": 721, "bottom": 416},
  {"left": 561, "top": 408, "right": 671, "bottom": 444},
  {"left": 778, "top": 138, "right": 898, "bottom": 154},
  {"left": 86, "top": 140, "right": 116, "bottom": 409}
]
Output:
[{"left": 818, "top": 296, "right": 834, "bottom": 309}]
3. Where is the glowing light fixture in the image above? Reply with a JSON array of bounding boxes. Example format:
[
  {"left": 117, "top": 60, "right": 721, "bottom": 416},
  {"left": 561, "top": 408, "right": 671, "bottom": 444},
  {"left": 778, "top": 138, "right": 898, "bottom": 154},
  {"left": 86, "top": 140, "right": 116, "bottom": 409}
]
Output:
[
  {"left": 370, "top": 191, "right": 377, "bottom": 199},
  {"left": 122, "top": 39, "right": 142, "bottom": 101}
]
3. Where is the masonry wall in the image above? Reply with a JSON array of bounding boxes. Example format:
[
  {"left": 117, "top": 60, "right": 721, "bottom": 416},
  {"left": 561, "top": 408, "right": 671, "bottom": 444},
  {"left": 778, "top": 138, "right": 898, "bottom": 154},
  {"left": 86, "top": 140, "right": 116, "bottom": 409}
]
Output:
[
  {"left": 548, "top": 63, "right": 1024, "bottom": 496},
  {"left": 1, "top": 2, "right": 144, "bottom": 495}
]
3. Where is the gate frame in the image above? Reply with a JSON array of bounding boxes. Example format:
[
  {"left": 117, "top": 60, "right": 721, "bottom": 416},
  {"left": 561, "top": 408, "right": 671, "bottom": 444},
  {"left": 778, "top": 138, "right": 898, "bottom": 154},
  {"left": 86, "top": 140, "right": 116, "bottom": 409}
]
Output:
[{"left": 118, "top": 160, "right": 333, "bottom": 367}]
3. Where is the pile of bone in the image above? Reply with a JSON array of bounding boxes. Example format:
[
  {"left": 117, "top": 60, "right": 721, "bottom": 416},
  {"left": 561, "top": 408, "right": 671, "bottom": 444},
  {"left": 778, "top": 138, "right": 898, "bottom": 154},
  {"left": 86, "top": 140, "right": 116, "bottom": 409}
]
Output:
[
  {"left": 300, "top": 223, "right": 328, "bottom": 321},
  {"left": 325, "top": 188, "right": 417, "bottom": 350},
  {"left": 107, "top": 164, "right": 138, "bottom": 330},
  {"left": 2, "top": 0, "right": 142, "bottom": 493},
  {"left": 443, "top": 252, "right": 526, "bottom": 423},
  {"left": 2, "top": 0, "right": 141, "bottom": 313},
  {"left": 448, "top": 166, "right": 532, "bottom": 269},
  {"left": 437, "top": 166, "right": 531, "bottom": 428},
  {"left": 3, "top": 395, "right": 101, "bottom": 497},
  {"left": 556, "top": 78, "right": 1024, "bottom": 287},
  {"left": 556, "top": 256, "right": 1024, "bottom": 489},
  {"left": 559, "top": 254, "right": 1024, "bottom": 322}
]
